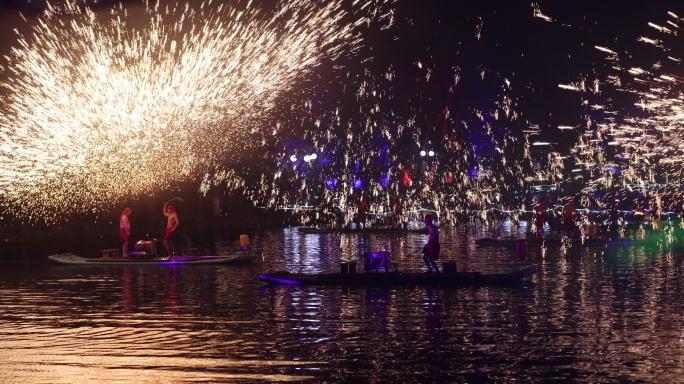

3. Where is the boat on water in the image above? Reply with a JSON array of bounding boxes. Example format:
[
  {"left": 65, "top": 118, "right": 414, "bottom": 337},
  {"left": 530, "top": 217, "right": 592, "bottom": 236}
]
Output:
[
  {"left": 48, "top": 252, "right": 257, "bottom": 266},
  {"left": 298, "top": 226, "right": 428, "bottom": 234},
  {"left": 474, "top": 237, "right": 646, "bottom": 247},
  {"left": 48, "top": 237, "right": 257, "bottom": 266},
  {"left": 259, "top": 267, "right": 536, "bottom": 287}
]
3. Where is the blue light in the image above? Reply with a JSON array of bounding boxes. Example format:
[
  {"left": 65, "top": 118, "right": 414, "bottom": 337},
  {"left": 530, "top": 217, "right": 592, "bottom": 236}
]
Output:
[
  {"left": 354, "top": 179, "right": 363, "bottom": 189},
  {"left": 379, "top": 174, "right": 390, "bottom": 188},
  {"left": 326, "top": 178, "right": 337, "bottom": 189}
]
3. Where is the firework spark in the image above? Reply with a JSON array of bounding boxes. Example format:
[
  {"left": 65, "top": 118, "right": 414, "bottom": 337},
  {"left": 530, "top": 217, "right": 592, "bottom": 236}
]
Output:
[{"left": 0, "top": 0, "right": 369, "bottom": 221}]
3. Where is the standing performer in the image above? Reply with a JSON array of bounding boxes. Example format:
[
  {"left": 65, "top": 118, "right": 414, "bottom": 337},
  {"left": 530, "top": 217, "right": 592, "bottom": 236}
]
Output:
[
  {"left": 562, "top": 197, "right": 578, "bottom": 238},
  {"left": 163, "top": 200, "right": 180, "bottom": 257},
  {"left": 357, "top": 194, "right": 369, "bottom": 229},
  {"left": 423, "top": 214, "right": 440, "bottom": 274},
  {"left": 119, "top": 207, "right": 131, "bottom": 258},
  {"left": 393, "top": 197, "right": 403, "bottom": 228}
]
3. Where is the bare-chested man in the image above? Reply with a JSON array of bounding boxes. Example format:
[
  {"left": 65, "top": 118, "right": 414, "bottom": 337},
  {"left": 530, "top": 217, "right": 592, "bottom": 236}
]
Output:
[
  {"left": 119, "top": 207, "right": 131, "bottom": 258},
  {"left": 163, "top": 201, "right": 179, "bottom": 257},
  {"left": 562, "top": 198, "right": 578, "bottom": 237}
]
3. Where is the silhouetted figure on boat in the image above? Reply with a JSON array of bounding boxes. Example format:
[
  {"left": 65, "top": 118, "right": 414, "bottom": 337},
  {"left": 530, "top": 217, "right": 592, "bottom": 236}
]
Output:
[
  {"left": 562, "top": 198, "right": 577, "bottom": 238},
  {"left": 423, "top": 214, "right": 440, "bottom": 274},
  {"left": 534, "top": 195, "right": 547, "bottom": 237}
]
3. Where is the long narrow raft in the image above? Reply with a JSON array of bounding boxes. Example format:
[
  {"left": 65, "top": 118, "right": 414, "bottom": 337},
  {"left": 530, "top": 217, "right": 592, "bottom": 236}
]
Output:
[
  {"left": 259, "top": 267, "right": 536, "bottom": 287},
  {"left": 298, "top": 226, "right": 428, "bottom": 235},
  {"left": 48, "top": 253, "right": 257, "bottom": 266}
]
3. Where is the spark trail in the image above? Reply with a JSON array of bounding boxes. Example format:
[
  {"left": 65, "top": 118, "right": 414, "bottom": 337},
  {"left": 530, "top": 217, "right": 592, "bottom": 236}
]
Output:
[{"left": 0, "top": 0, "right": 368, "bottom": 222}]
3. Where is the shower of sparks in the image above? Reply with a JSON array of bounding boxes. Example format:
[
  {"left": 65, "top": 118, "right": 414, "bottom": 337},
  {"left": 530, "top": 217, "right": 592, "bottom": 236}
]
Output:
[
  {"left": 226, "top": 3, "right": 684, "bottom": 229},
  {"left": 4, "top": 1, "right": 679, "bottom": 229},
  {"left": 0, "top": 0, "right": 371, "bottom": 222},
  {"left": 216, "top": 48, "right": 541, "bottom": 227},
  {"left": 560, "top": 8, "right": 684, "bottom": 217}
]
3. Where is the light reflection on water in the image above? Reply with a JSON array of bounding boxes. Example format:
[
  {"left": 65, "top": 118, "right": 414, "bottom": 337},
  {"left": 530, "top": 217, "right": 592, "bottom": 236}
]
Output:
[{"left": 1, "top": 224, "right": 684, "bottom": 382}]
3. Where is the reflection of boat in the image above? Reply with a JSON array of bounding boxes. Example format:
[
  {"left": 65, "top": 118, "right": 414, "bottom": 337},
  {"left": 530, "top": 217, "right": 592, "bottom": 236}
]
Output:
[
  {"left": 48, "top": 253, "right": 257, "bottom": 266},
  {"left": 298, "top": 226, "right": 428, "bottom": 234},
  {"left": 259, "top": 267, "right": 536, "bottom": 287},
  {"left": 474, "top": 237, "right": 644, "bottom": 247}
]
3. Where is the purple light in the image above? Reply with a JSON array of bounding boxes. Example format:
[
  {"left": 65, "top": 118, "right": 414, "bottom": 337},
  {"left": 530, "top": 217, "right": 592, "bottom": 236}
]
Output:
[
  {"left": 326, "top": 178, "right": 337, "bottom": 189},
  {"left": 158, "top": 255, "right": 225, "bottom": 264},
  {"left": 353, "top": 179, "right": 363, "bottom": 189},
  {"left": 259, "top": 274, "right": 303, "bottom": 285},
  {"left": 379, "top": 174, "right": 390, "bottom": 188}
]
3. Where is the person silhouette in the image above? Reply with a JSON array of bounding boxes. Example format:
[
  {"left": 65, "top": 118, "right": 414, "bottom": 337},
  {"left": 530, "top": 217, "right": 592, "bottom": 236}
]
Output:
[
  {"left": 119, "top": 207, "right": 131, "bottom": 258},
  {"left": 357, "top": 194, "right": 369, "bottom": 229},
  {"left": 163, "top": 201, "right": 180, "bottom": 256},
  {"left": 423, "top": 214, "right": 440, "bottom": 273}
]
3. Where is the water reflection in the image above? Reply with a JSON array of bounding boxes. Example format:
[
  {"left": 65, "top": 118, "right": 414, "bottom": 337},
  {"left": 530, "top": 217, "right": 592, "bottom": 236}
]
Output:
[{"left": 1, "top": 224, "right": 684, "bottom": 382}]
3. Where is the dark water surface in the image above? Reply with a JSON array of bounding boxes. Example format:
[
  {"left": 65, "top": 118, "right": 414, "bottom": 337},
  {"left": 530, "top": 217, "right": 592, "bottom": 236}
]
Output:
[{"left": 1, "top": 223, "right": 684, "bottom": 383}]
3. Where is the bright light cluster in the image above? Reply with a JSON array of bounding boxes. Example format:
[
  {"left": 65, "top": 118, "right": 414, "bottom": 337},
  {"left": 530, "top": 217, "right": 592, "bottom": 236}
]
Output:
[{"left": 0, "top": 0, "right": 367, "bottom": 221}]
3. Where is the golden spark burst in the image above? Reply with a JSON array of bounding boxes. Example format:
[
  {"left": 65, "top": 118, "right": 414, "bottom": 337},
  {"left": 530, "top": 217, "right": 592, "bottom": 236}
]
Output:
[{"left": 0, "top": 0, "right": 369, "bottom": 222}]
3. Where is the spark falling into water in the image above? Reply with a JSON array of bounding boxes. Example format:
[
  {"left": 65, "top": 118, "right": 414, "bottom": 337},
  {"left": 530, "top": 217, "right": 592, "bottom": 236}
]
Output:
[{"left": 0, "top": 0, "right": 371, "bottom": 222}]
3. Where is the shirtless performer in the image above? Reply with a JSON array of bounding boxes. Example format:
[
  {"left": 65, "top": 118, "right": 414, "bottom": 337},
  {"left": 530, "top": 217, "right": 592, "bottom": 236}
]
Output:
[
  {"left": 119, "top": 207, "right": 131, "bottom": 258},
  {"left": 163, "top": 201, "right": 180, "bottom": 257},
  {"left": 562, "top": 197, "right": 578, "bottom": 238}
]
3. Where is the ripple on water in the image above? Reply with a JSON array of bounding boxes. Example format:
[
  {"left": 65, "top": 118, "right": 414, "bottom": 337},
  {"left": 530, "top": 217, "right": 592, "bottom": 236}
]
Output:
[{"left": 1, "top": 225, "right": 684, "bottom": 382}]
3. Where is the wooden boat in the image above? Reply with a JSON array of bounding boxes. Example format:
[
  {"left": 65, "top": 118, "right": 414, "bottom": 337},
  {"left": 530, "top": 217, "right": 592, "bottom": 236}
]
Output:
[
  {"left": 474, "top": 237, "right": 644, "bottom": 247},
  {"left": 298, "top": 226, "right": 428, "bottom": 235},
  {"left": 48, "top": 252, "right": 257, "bottom": 266},
  {"left": 259, "top": 267, "right": 536, "bottom": 287}
]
